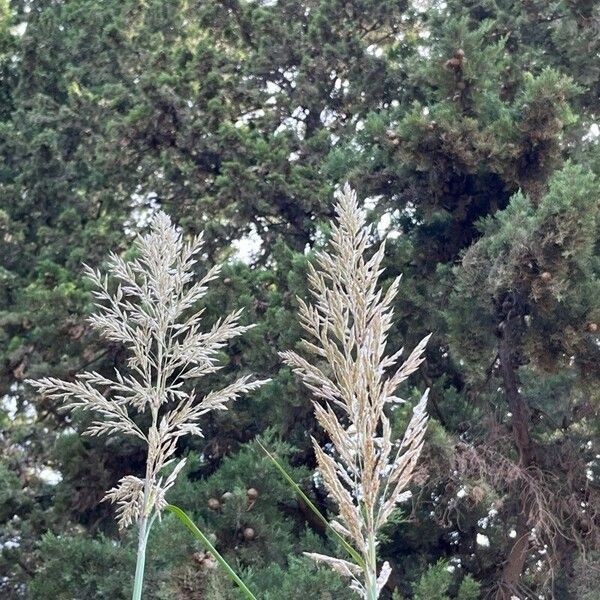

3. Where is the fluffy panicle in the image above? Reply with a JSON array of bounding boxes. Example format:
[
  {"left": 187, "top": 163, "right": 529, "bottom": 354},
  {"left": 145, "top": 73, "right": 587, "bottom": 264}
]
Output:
[
  {"left": 281, "top": 184, "right": 430, "bottom": 598},
  {"left": 28, "top": 211, "right": 268, "bottom": 529}
]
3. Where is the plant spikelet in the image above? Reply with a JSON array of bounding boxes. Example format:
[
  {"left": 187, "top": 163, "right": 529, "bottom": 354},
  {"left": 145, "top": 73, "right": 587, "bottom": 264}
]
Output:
[
  {"left": 281, "top": 184, "right": 430, "bottom": 598},
  {"left": 29, "top": 212, "right": 268, "bottom": 529}
]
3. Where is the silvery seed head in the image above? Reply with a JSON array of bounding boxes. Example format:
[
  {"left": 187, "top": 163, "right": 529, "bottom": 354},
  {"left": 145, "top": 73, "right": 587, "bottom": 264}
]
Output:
[
  {"left": 281, "top": 184, "right": 429, "bottom": 597},
  {"left": 29, "top": 211, "right": 268, "bottom": 529}
]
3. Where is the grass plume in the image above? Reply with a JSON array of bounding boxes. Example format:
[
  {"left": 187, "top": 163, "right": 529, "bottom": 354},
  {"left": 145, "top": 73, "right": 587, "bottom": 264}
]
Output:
[
  {"left": 281, "top": 184, "right": 430, "bottom": 599},
  {"left": 28, "top": 211, "right": 268, "bottom": 598}
]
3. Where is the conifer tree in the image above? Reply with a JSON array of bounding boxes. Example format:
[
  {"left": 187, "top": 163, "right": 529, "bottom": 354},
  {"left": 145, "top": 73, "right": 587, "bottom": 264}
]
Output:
[{"left": 1, "top": 0, "right": 599, "bottom": 598}]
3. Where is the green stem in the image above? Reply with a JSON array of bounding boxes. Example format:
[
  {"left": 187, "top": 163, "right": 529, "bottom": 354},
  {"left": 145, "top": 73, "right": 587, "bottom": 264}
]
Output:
[
  {"left": 166, "top": 504, "right": 258, "bottom": 600},
  {"left": 131, "top": 513, "right": 156, "bottom": 600},
  {"left": 365, "top": 533, "right": 378, "bottom": 600}
]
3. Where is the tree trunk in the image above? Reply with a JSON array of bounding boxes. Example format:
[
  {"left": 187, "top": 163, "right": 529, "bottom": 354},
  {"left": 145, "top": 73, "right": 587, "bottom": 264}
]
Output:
[
  {"left": 499, "top": 511, "right": 531, "bottom": 599},
  {"left": 497, "top": 300, "right": 534, "bottom": 598}
]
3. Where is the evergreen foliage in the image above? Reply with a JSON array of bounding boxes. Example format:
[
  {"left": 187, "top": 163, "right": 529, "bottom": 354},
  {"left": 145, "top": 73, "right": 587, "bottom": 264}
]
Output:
[{"left": 1, "top": 0, "right": 599, "bottom": 598}]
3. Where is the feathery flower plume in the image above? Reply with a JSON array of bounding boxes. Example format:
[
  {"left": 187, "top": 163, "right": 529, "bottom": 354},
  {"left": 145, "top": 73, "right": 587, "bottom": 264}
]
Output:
[
  {"left": 281, "top": 184, "right": 430, "bottom": 599},
  {"left": 28, "top": 212, "right": 268, "bottom": 598}
]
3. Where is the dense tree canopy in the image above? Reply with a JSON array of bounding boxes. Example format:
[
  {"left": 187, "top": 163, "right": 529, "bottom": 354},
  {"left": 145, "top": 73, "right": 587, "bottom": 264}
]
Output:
[{"left": 1, "top": 1, "right": 599, "bottom": 599}]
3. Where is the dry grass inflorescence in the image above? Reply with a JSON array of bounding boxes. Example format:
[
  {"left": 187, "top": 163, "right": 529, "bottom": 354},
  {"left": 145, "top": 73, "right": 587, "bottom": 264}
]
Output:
[
  {"left": 28, "top": 212, "right": 268, "bottom": 598},
  {"left": 281, "top": 184, "right": 430, "bottom": 599},
  {"left": 27, "top": 187, "right": 430, "bottom": 600}
]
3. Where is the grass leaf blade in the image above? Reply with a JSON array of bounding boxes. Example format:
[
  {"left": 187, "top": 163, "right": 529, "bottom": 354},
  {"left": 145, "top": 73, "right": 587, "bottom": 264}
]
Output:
[
  {"left": 166, "top": 504, "right": 258, "bottom": 600},
  {"left": 256, "top": 439, "right": 365, "bottom": 569}
]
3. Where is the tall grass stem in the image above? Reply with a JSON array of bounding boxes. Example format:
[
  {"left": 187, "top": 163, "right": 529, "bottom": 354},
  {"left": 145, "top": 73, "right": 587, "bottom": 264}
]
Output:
[{"left": 131, "top": 512, "right": 156, "bottom": 600}]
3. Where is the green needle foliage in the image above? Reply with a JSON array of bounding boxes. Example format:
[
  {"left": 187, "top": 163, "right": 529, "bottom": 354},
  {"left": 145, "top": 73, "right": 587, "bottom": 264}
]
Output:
[
  {"left": 166, "top": 504, "right": 257, "bottom": 600},
  {"left": 2, "top": 0, "right": 600, "bottom": 598}
]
